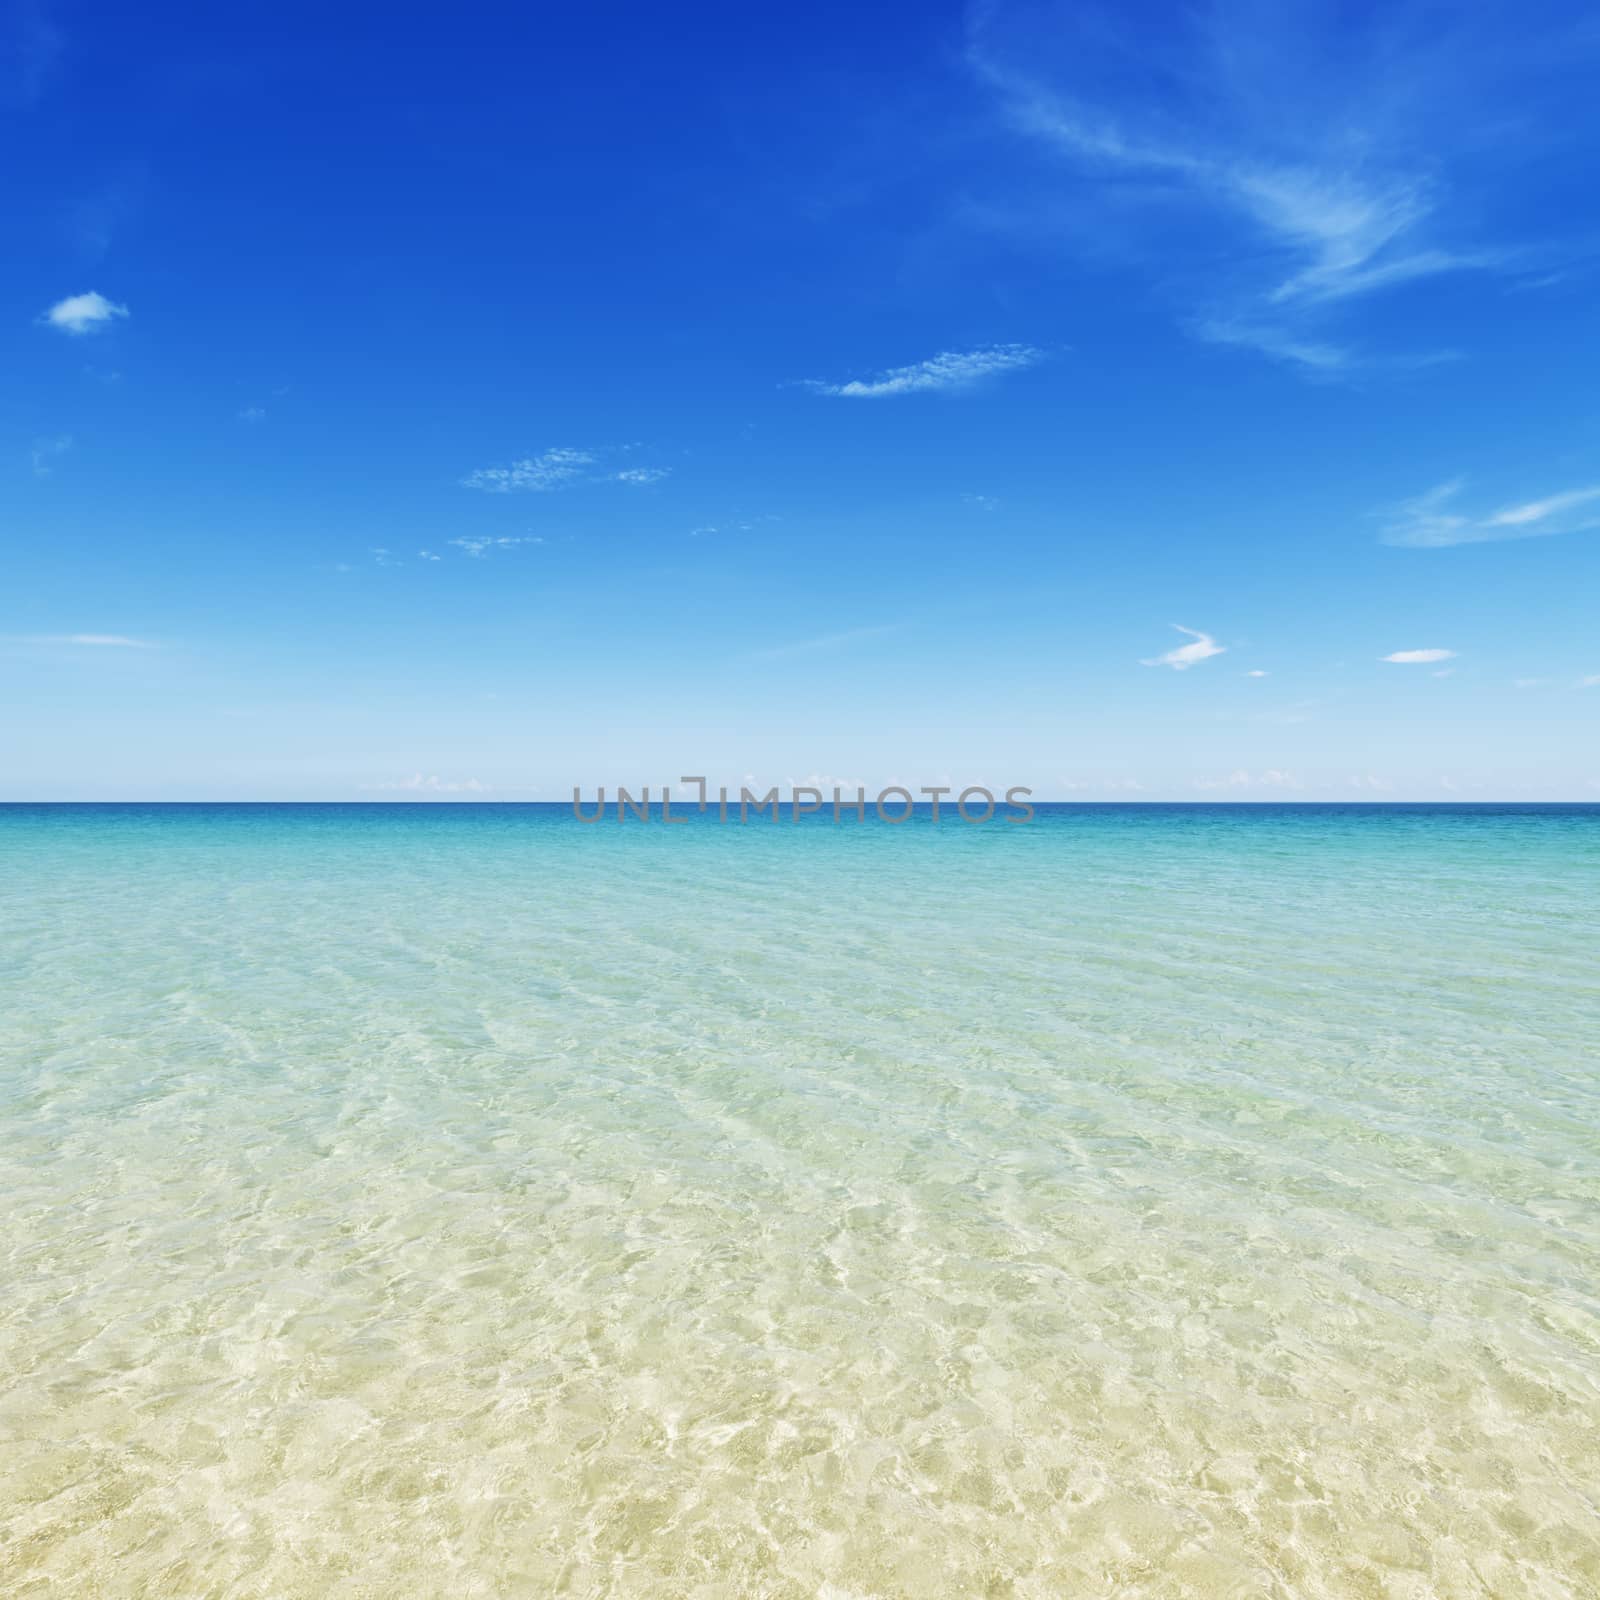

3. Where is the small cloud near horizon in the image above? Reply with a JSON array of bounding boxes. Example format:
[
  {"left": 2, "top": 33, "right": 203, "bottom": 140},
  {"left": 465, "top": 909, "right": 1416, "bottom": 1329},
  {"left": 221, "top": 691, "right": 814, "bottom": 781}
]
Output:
[
  {"left": 1192, "top": 769, "right": 1300, "bottom": 791},
  {"left": 362, "top": 774, "right": 492, "bottom": 794}
]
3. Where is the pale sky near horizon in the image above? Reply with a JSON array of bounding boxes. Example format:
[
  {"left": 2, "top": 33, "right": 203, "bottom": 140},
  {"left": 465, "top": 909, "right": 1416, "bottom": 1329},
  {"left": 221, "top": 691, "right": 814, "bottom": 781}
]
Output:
[{"left": 5, "top": 0, "right": 1600, "bottom": 799}]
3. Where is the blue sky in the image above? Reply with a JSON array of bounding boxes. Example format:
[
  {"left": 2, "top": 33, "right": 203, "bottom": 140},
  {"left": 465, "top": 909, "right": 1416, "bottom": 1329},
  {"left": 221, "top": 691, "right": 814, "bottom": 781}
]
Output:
[{"left": 4, "top": 0, "right": 1599, "bottom": 799}]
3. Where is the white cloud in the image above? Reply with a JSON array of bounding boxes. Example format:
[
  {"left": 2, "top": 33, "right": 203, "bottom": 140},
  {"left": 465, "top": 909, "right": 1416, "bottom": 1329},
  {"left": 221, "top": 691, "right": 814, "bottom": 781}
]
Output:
[
  {"left": 615, "top": 466, "right": 670, "bottom": 485},
  {"left": 237, "top": 406, "right": 266, "bottom": 423},
  {"left": 1245, "top": 669, "right": 1269, "bottom": 678},
  {"left": 1577, "top": 675, "right": 1600, "bottom": 689},
  {"left": 363, "top": 774, "right": 491, "bottom": 794},
  {"left": 1142, "top": 624, "right": 1224, "bottom": 671},
  {"left": 450, "top": 535, "right": 544, "bottom": 557},
  {"left": 1383, "top": 480, "right": 1600, "bottom": 547},
  {"left": 689, "top": 518, "right": 767, "bottom": 539},
  {"left": 1059, "top": 776, "right": 1145, "bottom": 793},
  {"left": 785, "top": 772, "right": 869, "bottom": 795},
  {"left": 1382, "top": 648, "right": 1456, "bottom": 664},
  {"left": 42, "top": 291, "right": 129, "bottom": 335},
  {"left": 803, "top": 344, "right": 1043, "bottom": 398},
  {"left": 1193, "top": 769, "right": 1300, "bottom": 791},
  {"left": 26, "top": 633, "right": 155, "bottom": 648},
  {"left": 461, "top": 447, "right": 595, "bottom": 493}
]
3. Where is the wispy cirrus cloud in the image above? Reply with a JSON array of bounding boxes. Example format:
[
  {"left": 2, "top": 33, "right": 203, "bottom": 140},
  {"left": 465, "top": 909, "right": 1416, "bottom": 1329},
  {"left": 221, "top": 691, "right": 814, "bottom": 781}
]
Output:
[
  {"left": 69, "top": 164, "right": 149, "bottom": 260},
  {"left": 963, "top": 2, "right": 1565, "bottom": 372},
  {"left": 749, "top": 624, "right": 901, "bottom": 661},
  {"left": 2, "top": 0, "right": 65, "bottom": 107},
  {"left": 1194, "top": 321, "right": 1353, "bottom": 373},
  {"left": 450, "top": 535, "right": 545, "bottom": 557},
  {"left": 21, "top": 633, "right": 156, "bottom": 648},
  {"left": 1515, "top": 673, "right": 1600, "bottom": 691},
  {"left": 462, "top": 446, "right": 674, "bottom": 493},
  {"left": 1382, "top": 480, "right": 1600, "bottom": 547},
  {"left": 688, "top": 514, "right": 776, "bottom": 539},
  {"left": 1382, "top": 648, "right": 1456, "bottom": 664},
  {"left": 1142, "top": 624, "right": 1224, "bottom": 671},
  {"left": 30, "top": 435, "right": 72, "bottom": 476},
  {"left": 41, "top": 290, "right": 128, "bottom": 335},
  {"left": 461, "top": 447, "right": 594, "bottom": 493},
  {"left": 802, "top": 344, "right": 1043, "bottom": 397}
]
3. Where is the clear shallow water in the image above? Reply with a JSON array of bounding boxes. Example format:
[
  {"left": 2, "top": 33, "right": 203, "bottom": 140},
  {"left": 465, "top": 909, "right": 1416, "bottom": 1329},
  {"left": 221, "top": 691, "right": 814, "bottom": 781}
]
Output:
[{"left": 2, "top": 803, "right": 1597, "bottom": 1598}]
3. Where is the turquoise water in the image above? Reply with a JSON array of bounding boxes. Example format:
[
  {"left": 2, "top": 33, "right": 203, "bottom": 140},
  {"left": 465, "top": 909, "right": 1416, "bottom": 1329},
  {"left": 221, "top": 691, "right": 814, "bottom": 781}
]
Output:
[{"left": 2, "top": 803, "right": 1598, "bottom": 1597}]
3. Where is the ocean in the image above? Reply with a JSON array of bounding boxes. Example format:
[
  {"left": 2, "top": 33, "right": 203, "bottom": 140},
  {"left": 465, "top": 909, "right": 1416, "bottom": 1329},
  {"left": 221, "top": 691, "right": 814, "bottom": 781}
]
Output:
[{"left": 2, "top": 803, "right": 1597, "bottom": 1596}]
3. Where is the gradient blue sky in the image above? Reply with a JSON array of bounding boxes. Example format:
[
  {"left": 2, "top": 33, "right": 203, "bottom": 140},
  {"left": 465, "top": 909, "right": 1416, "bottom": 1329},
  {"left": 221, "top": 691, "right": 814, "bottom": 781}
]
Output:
[{"left": 5, "top": 0, "right": 1599, "bottom": 799}]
